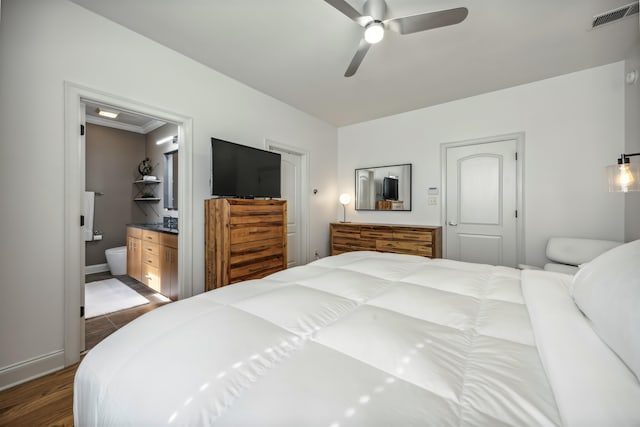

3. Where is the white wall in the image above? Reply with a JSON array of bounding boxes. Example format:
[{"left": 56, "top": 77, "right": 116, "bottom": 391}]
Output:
[
  {"left": 0, "top": 0, "right": 336, "bottom": 387},
  {"left": 624, "top": 38, "right": 640, "bottom": 241},
  {"left": 338, "top": 62, "right": 626, "bottom": 267}
]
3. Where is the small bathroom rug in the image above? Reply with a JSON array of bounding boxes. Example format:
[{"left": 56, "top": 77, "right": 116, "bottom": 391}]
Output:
[{"left": 85, "top": 278, "right": 149, "bottom": 318}]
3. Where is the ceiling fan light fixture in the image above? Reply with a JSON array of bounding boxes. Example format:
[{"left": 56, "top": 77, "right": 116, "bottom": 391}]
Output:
[{"left": 364, "top": 21, "right": 384, "bottom": 44}]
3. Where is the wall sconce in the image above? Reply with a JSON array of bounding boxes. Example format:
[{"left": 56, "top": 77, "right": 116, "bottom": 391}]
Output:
[
  {"left": 606, "top": 153, "right": 640, "bottom": 192},
  {"left": 339, "top": 193, "right": 351, "bottom": 223}
]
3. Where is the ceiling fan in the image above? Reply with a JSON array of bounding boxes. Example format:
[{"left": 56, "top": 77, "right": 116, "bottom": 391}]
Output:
[{"left": 324, "top": 0, "right": 468, "bottom": 77}]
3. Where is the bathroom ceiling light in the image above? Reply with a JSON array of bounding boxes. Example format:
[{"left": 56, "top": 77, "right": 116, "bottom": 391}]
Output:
[
  {"left": 97, "top": 108, "right": 119, "bottom": 119},
  {"left": 156, "top": 135, "right": 178, "bottom": 145}
]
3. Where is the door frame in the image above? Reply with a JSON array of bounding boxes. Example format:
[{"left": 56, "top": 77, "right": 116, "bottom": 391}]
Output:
[
  {"left": 265, "top": 139, "right": 310, "bottom": 265},
  {"left": 440, "top": 132, "right": 525, "bottom": 265},
  {"left": 64, "top": 82, "right": 194, "bottom": 366}
]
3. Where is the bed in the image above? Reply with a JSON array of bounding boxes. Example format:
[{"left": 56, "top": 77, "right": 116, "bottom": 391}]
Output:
[{"left": 74, "top": 242, "right": 640, "bottom": 426}]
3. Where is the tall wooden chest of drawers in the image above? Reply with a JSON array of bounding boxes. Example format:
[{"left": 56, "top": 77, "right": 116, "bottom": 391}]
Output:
[
  {"left": 205, "top": 198, "right": 287, "bottom": 290},
  {"left": 330, "top": 222, "right": 442, "bottom": 258}
]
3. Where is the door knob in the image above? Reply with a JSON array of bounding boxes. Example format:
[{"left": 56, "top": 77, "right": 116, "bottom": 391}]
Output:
[{"left": 447, "top": 221, "right": 458, "bottom": 226}]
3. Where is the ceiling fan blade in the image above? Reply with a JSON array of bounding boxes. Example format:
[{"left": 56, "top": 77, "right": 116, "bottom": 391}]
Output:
[
  {"left": 385, "top": 7, "right": 468, "bottom": 35},
  {"left": 344, "top": 38, "right": 371, "bottom": 77},
  {"left": 324, "top": 0, "right": 363, "bottom": 22}
]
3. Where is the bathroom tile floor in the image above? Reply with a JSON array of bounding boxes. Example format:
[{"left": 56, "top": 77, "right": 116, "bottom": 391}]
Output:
[{"left": 84, "top": 272, "right": 172, "bottom": 351}]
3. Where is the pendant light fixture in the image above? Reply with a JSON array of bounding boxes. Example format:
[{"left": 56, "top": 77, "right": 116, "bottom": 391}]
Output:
[{"left": 606, "top": 153, "right": 640, "bottom": 192}]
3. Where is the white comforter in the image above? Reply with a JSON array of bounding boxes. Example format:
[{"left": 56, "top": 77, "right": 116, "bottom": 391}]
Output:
[{"left": 75, "top": 252, "right": 568, "bottom": 426}]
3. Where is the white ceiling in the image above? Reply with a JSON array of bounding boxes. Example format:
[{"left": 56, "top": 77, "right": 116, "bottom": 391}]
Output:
[{"left": 70, "top": 0, "right": 639, "bottom": 126}]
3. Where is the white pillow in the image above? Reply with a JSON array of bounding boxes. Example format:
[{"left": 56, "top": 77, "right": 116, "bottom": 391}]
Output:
[
  {"left": 546, "top": 237, "right": 621, "bottom": 266},
  {"left": 572, "top": 239, "right": 640, "bottom": 380}
]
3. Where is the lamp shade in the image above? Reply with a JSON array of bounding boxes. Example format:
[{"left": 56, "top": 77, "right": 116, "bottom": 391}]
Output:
[
  {"left": 339, "top": 193, "right": 351, "bottom": 205},
  {"left": 607, "top": 162, "right": 640, "bottom": 192}
]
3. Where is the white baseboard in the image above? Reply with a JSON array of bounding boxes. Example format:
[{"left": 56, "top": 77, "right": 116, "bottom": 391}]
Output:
[
  {"left": 0, "top": 350, "right": 65, "bottom": 391},
  {"left": 85, "top": 263, "right": 109, "bottom": 275}
]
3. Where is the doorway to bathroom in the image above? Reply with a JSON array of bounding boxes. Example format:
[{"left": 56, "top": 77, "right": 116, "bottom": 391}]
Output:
[
  {"left": 82, "top": 102, "right": 180, "bottom": 350},
  {"left": 64, "top": 82, "right": 194, "bottom": 364}
]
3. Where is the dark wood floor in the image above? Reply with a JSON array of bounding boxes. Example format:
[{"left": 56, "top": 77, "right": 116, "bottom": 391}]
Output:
[
  {"left": 85, "top": 272, "right": 171, "bottom": 350},
  {"left": 0, "top": 273, "right": 171, "bottom": 426}
]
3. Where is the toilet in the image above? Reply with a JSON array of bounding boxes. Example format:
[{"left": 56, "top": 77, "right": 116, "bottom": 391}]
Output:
[{"left": 105, "top": 246, "right": 127, "bottom": 275}]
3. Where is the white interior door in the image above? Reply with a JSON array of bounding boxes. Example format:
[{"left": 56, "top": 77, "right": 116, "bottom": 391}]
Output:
[
  {"left": 445, "top": 139, "right": 519, "bottom": 267},
  {"left": 277, "top": 150, "right": 302, "bottom": 267},
  {"left": 80, "top": 102, "right": 86, "bottom": 352}
]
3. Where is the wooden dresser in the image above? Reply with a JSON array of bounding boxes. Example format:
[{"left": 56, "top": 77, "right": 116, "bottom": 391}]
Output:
[
  {"left": 330, "top": 222, "right": 442, "bottom": 258},
  {"left": 205, "top": 198, "right": 287, "bottom": 290}
]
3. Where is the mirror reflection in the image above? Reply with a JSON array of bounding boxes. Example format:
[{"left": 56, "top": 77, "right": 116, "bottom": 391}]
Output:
[
  {"left": 355, "top": 164, "right": 412, "bottom": 211},
  {"left": 164, "top": 150, "right": 178, "bottom": 210}
]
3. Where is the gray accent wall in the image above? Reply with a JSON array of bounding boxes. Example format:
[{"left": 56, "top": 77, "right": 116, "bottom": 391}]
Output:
[{"left": 85, "top": 123, "right": 146, "bottom": 266}]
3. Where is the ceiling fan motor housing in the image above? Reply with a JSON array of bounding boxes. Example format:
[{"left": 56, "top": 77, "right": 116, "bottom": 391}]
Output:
[{"left": 363, "top": 0, "right": 387, "bottom": 21}]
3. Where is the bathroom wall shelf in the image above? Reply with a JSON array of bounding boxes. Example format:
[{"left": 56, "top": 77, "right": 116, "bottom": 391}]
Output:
[
  {"left": 134, "top": 179, "right": 162, "bottom": 184},
  {"left": 134, "top": 179, "right": 162, "bottom": 216}
]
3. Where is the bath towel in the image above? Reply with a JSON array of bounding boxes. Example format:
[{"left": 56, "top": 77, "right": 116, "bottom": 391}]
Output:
[{"left": 84, "top": 191, "right": 95, "bottom": 241}]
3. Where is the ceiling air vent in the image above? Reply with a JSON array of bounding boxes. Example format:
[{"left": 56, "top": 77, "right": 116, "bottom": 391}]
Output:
[{"left": 592, "top": 1, "right": 639, "bottom": 28}]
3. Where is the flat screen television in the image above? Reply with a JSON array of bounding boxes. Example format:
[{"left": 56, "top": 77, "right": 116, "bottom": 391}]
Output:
[
  {"left": 383, "top": 176, "right": 399, "bottom": 201},
  {"left": 211, "top": 138, "right": 281, "bottom": 198}
]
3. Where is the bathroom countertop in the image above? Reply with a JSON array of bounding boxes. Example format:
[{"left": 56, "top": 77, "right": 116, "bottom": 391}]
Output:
[{"left": 127, "top": 223, "right": 178, "bottom": 235}]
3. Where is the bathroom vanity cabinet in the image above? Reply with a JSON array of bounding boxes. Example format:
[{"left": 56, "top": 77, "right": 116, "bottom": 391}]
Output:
[
  {"left": 127, "top": 225, "right": 178, "bottom": 300},
  {"left": 126, "top": 227, "right": 142, "bottom": 282}
]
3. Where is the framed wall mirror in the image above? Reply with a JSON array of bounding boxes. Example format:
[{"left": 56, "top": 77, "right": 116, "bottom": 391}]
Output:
[
  {"left": 163, "top": 150, "right": 178, "bottom": 210},
  {"left": 355, "top": 163, "right": 412, "bottom": 211}
]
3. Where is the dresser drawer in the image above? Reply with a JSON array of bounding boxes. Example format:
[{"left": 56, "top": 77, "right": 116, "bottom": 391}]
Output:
[
  {"left": 230, "top": 214, "right": 283, "bottom": 225},
  {"left": 377, "top": 240, "right": 432, "bottom": 256},
  {"left": 331, "top": 226, "right": 361, "bottom": 239},
  {"left": 361, "top": 227, "right": 392, "bottom": 239},
  {"left": 230, "top": 237, "right": 283, "bottom": 263},
  {"left": 142, "top": 241, "right": 161, "bottom": 257},
  {"left": 230, "top": 225, "right": 283, "bottom": 243},
  {"left": 393, "top": 229, "right": 432, "bottom": 242},
  {"left": 142, "top": 229, "right": 159, "bottom": 243},
  {"left": 141, "top": 263, "right": 161, "bottom": 292},
  {"left": 142, "top": 251, "right": 160, "bottom": 267},
  {"left": 230, "top": 203, "right": 284, "bottom": 217},
  {"left": 332, "top": 236, "right": 375, "bottom": 251},
  {"left": 230, "top": 256, "right": 284, "bottom": 282}
]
